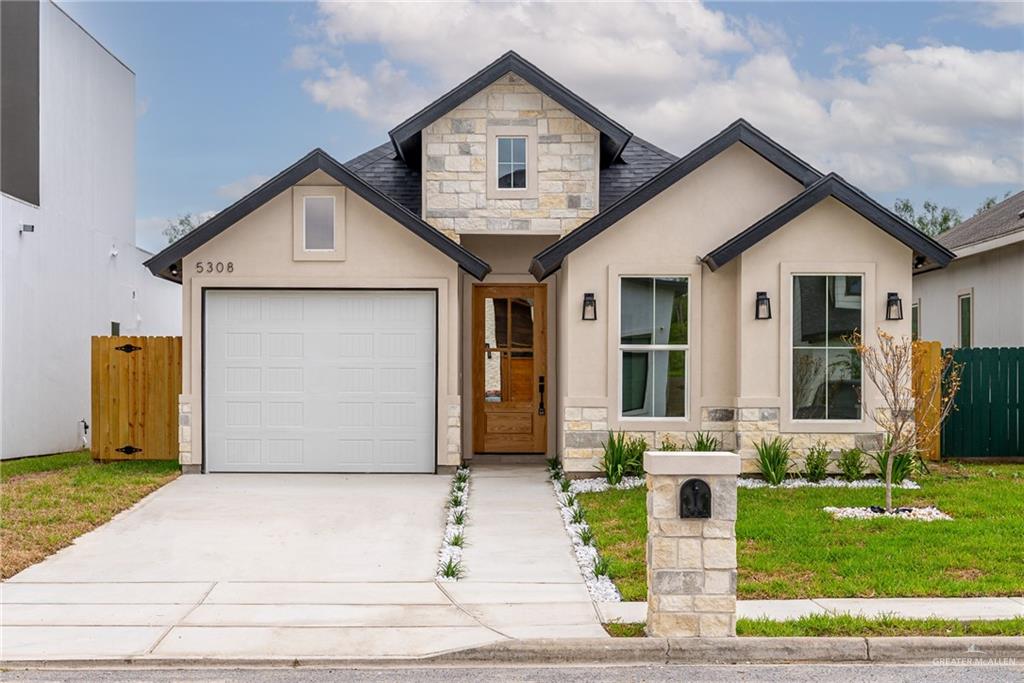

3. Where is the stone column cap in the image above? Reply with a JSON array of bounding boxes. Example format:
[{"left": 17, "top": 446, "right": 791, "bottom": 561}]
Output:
[{"left": 644, "top": 451, "right": 741, "bottom": 476}]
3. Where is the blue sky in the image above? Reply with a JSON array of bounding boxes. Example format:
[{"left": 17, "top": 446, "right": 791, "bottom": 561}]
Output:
[{"left": 62, "top": 1, "right": 1023, "bottom": 252}]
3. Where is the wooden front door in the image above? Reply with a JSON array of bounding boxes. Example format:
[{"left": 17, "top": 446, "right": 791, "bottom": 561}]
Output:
[{"left": 472, "top": 284, "right": 547, "bottom": 453}]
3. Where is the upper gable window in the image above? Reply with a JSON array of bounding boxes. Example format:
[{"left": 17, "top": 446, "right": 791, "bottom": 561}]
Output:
[
  {"left": 303, "top": 196, "right": 335, "bottom": 250},
  {"left": 292, "top": 186, "right": 346, "bottom": 261},
  {"left": 497, "top": 137, "right": 527, "bottom": 190}
]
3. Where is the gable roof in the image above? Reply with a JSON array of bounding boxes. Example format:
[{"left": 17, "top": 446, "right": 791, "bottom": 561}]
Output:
[
  {"left": 144, "top": 148, "right": 491, "bottom": 282},
  {"left": 701, "top": 173, "right": 955, "bottom": 271},
  {"left": 938, "top": 190, "right": 1024, "bottom": 251},
  {"left": 600, "top": 136, "right": 678, "bottom": 208},
  {"left": 529, "top": 119, "right": 824, "bottom": 280},
  {"left": 387, "top": 51, "right": 633, "bottom": 169},
  {"left": 345, "top": 142, "right": 421, "bottom": 215}
]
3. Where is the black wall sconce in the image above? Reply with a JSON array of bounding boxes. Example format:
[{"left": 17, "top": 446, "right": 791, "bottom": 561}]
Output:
[
  {"left": 755, "top": 291, "right": 772, "bottom": 320},
  {"left": 886, "top": 292, "right": 904, "bottom": 321},
  {"left": 582, "top": 292, "right": 597, "bottom": 321}
]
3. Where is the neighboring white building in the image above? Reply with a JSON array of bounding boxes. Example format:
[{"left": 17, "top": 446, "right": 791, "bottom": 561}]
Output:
[
  {"left": 1, "top": 0, "right": 180, "bottom": 460},
  {"left": 914, "top": 191, "right": 1024, "bottom": 348}
]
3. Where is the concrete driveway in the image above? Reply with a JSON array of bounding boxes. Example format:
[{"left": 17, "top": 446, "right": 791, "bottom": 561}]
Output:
[{"left": 1, "top": 471, "right": 603, "bottom": 662}]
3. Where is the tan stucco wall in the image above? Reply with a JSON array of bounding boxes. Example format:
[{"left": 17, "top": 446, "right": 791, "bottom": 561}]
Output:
[
  {"left": 178, "top": 170, "right": 462, "bottom": 469},
  {"left": 558, "top": 142, "right": 913, "bottom": 471},
  {"left": 421, "top": 73, "right": 599, "bottom": 237}
]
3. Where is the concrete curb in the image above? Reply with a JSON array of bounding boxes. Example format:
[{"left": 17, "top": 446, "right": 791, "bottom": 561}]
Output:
[{"left": 1, "top": 636, "right": 1021, "bottom": 668}]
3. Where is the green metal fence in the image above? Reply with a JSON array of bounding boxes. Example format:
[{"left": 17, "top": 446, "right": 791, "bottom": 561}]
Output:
[{"left": 942, "top": 347, "right": 1023, "bottom": 458}]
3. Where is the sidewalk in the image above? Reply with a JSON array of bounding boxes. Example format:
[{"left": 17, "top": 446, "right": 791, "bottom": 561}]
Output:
[{"left": 598, "top": 597, "right": 1024, "bottom": 623}]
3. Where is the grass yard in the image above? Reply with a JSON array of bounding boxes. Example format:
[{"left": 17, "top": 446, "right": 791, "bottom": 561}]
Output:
[
  {"left": 1, "top": 450, "right": 179, "bottom": 579},
  {"left": 578, "top": 462, "right": 1024, "bottom": 601},
  {"left": 604, "top": 616, "right": 1024, "bottom": 638}
]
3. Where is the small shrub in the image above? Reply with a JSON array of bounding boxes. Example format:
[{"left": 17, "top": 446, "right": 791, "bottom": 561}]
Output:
[
  {"left": 439, "top": 558, "right": 464, "bottom": 579},
  {"left": 560, "top": 478, "right": 572, "bottom": 492},
  {"left": 452, "top": 510, "right": 466, "bottom": 525},
  {"left": 659, "top": 436, "right": 681, "bottom": 451},
  {"left": 839, "top": 448, "right": 867, "bottom": 482},
  {"left": 563, "top": 492, "right": 577, "bottom": 508},
  {"left": 600, "top": 432, "right": 647, "bottom": 484},
  {"left": 688, "top": 432, "right": 722, "bottom": 452},
  {"left": 870, "top": 438, "right": 921, "bottom": 484},
  {"left": 570, "top": 505, "right": 586, "bottom": 525},
  {"left": 578, "top": 527, "right": 594, "bottom": 546},
  {"left": 454, "top": 470, "right": 469, "bottom": 484},
  {"left": 802, "top": 442, "right": 830, "bottom": 482},
  {"left": 755, "top": 436, "right": 792, "bottom": 485},
  {"left": 448, "top": 492, "right": 464, "bottom": 507},
  {"left": 592, "top": 557, "right": 611, "bottom": 577},
  {"left": 546, "top": 456, "right": 561, "bottom": 472},
  {"left": 448, "top": 533, "right": 464, "bottom": 548}
]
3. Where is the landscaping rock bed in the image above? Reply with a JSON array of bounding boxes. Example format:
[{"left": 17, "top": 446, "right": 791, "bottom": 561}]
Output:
[
  {"left": 549, "top": 476, "right": 623, "bottom": 602},
  {"left": 436, "top": 467, "right": 471, "bottom": 581},
  {"left": 567, "top": 476, "right": 645, "bottom": 494},
  {"left": 739, "top": 477, "right": 920, "bottom": 490},
  {"left": 822, "top": 505, "right": 953, "bottom": 521}
]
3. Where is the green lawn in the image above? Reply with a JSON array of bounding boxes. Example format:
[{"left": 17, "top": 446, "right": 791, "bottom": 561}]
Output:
[
  {"left": 578, "top": 462, "right": 1024, "bottom": 601},
  {"left": 1, "top": 450, "right": 179, "bottom": 578},
  {"left": 605, "top": 616, "right": 1024, "bottom": 638}
]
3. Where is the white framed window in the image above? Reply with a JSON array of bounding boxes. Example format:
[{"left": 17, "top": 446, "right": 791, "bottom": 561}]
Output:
[
  {"left": 957, "top": 291, "right": 973, "bottom": 348},
  {"left": 303, "top": 196, "right": 335, "bottom": 251},
  {"left": 496, "top": 136, "right": 527, "bottom": 190},
  {"left": 911, "top": 300, "right": 921, "bottom": 341},
  {"left": 619, "top": 276, "right": 689, "bottom": 418},
  {"left": 792, "top": 274, "right": 862, "bottom": 421}
]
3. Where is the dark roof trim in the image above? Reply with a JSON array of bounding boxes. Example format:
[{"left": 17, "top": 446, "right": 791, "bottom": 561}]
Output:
[
  {"left": 529, "top": 119, "right": 823, "bottom": 280},
  {"left": 388, "top": 51, "right": 632, "bottom": 169},
  {"left": 702, "top": 173, "right": 956, "bottom": 272},
  {"left": 144, "top": 149, "right": 491, "bottom": 282}
]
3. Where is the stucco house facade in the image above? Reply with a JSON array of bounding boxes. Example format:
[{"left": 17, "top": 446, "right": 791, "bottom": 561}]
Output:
[
  {"left": 913, "top": 191, "right": 1024, "bottom": 349},
  {"left": 146, "top": 52, "right": 953, "bottom": 474}
]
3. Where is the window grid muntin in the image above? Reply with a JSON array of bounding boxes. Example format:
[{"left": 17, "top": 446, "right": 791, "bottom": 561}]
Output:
[
  {"left": 496, "top": 136, "right": 527, "bottom": 190},
  {"left": 792, "top": 273, "right": 863, "bottom": 421}
]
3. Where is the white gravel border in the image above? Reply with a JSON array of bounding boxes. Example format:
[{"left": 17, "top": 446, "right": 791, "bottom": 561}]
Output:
[
  {"left": 823, "top": 505, "right": 953, "bottom": 522},
  {"left": 549, "top": 472, "right": 622, "bottom": 602},
  {"left": 738, "top": 476, "right": 920, "bottom": 490},
  {"left": 566, "top": 476, "right": 645, "bottom": 494},
  {"left": 436, "top": 467, "right": 471, "bottom": 581}
]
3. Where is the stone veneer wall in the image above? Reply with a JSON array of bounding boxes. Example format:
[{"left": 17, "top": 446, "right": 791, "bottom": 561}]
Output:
[
  {"left": 178, "top": 394, "right": 197, "bottom": 473},
  {"left": 421, "top": 73, "right": 599, "bottom": 240},
  {"left": 562, "top": 405, "right": 883, "bottom": 475}
]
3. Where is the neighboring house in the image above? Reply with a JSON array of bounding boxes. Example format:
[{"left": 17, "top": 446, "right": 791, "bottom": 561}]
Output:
[
  {"left": 145, "top": 52, "right": 953, "bottom": 474},
  {"left": 0, "top": 0, "right": 180, "bottom": 460},
  {"left": 913, "top": 191, "right": 1024, "bottom": 348}
]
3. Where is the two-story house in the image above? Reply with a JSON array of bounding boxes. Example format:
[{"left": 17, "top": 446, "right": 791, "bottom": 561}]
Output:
[{"left": 145, "top": 52, "right": 953, "bottom": 474}]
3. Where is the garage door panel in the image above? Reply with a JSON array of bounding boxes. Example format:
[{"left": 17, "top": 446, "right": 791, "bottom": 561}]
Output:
[{"left": 205, "top": 290, "right": 436, "bottom": 473}]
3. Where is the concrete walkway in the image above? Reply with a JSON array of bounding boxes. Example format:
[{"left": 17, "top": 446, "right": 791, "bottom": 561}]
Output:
[
  {"left": 455, "top": 465, "right": 605, "bottom": 639},
  {"left": 599, "top": 597, "right": 1024, "bottom": 624}
]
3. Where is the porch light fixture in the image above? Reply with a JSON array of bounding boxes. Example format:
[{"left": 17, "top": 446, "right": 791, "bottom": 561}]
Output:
[
  {"left": 582, "top": 292, "right": 597, "bottom": 321},
  {"left": 755, "top": 291, "right": 772, "bottom": 320},
  {"left": 886, "top": 292, "right": 904, "bottom": 321}
]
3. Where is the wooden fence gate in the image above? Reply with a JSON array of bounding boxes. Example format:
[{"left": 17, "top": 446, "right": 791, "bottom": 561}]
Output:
[
  {"left": 941, "top": 347, "right": 1023, "bottom": 458},
  {"left": 91, "top": 336, "right": 181, "bottom": 461}
]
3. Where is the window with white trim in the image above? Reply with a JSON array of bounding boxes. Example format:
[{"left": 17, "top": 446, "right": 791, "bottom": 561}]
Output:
[
  {"left": 619, "top": 277, "right": 688, "bottom": 418},
  {"left": 496, "top": 136, "right": 527, "bottom": 190},
  {"left": 792, "top": 274, "right": 862, "bottom": 420},
  {"left": 911, "top": 301, "right": 920, "bottom": 341},
  {"left": 303, "top": 196, "right": 335, "bottom": 250},
  {"left": 958, "top": 292, "right": 972, "bottom": 348}
]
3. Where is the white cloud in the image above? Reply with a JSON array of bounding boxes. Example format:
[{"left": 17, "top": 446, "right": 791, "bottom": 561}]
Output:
[
  {"left": 216, "top": 174, "right": 270, "bottom": 201},
  {"left": 295, "top": 0, "right": 1023, "bottom": 191},
  {"left": 973, "top": 2, "right": 1024, "bottom": 27}
]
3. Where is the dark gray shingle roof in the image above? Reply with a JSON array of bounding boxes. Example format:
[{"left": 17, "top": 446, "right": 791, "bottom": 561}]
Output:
[
  {"left": 345, "top": 136, "right": 676, "bottom": 216},
  {"left": 939, "top": 190, "right": 1024, "bottom": 250},
  {"left": 345, "top": 143, "right": 421, "bottom": 215},
  {"left": 599, "top": 137, "right": 678, "bottom": 208}
]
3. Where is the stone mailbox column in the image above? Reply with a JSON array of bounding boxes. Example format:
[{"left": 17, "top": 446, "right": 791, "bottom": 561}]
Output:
[{"left": 644, "top": 451, "right": 740, "bottom": 638}]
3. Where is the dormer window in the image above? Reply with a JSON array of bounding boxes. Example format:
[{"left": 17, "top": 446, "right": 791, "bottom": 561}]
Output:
[{"left": 497, "top": 136, "right": 527, "bottom": 190}]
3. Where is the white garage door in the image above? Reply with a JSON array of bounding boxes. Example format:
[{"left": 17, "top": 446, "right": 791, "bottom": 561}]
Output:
[{"left": 204, "top": 289, "right": 436, "bottom": 473}]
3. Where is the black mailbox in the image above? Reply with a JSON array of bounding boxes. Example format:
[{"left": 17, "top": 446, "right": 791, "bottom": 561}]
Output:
[{"left": 679, "top": 478, "right": 712, "bottom": 518}]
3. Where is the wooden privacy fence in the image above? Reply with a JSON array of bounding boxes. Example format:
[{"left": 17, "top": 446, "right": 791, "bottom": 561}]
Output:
[
  {"left": 941, "top": 346, "right": 1023, "bottom": 458},
  {"left": 912, "top": 340, "right": 942, "bottom": 460},
  {"left": 91, "top": 336, "right": 181, "bottom": 461}
]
